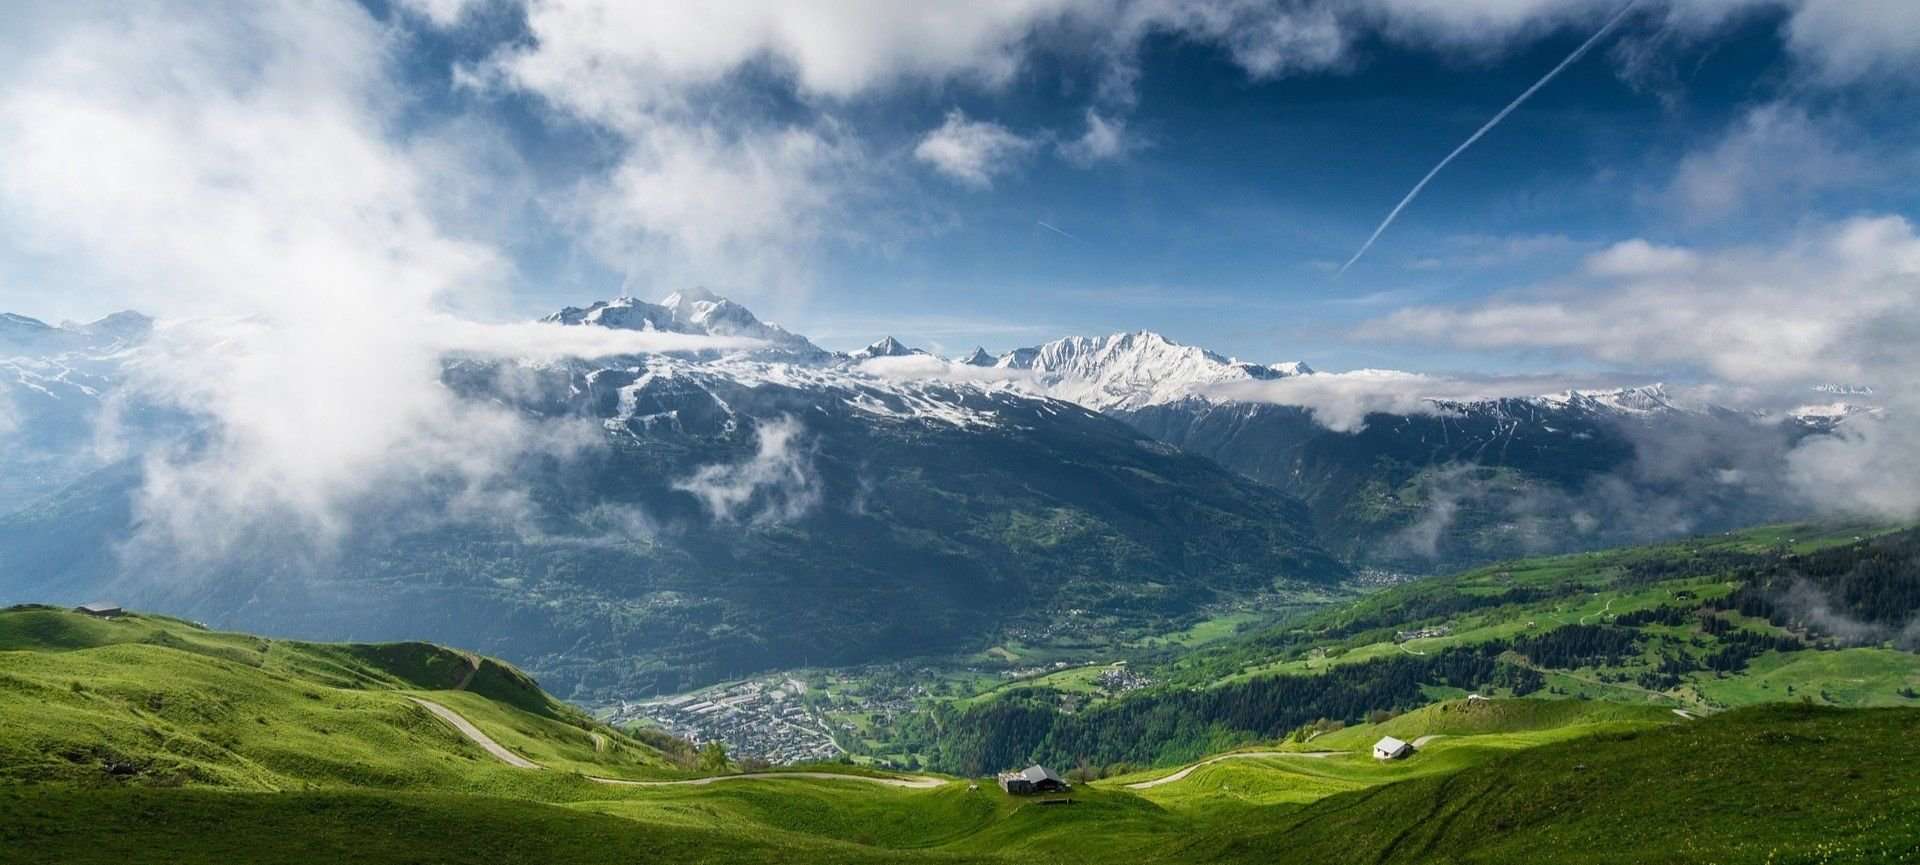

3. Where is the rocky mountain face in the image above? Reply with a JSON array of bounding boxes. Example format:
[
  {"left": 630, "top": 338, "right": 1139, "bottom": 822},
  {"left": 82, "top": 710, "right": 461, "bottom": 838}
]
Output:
[
  {"left": 0, "top": 290, "right": 1869, "bottom": 689},
  {"left": 0, "top": 296, "right": 1342, "bottom": 697}
]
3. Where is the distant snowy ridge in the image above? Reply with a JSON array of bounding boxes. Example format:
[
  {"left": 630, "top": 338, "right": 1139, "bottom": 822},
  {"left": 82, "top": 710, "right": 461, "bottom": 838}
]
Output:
[{"left": 978, "top": 330, "right": 1312, "bottom": 411}]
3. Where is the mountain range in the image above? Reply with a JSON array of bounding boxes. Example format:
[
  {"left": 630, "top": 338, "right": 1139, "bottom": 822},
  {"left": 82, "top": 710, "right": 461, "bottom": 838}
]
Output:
[{"left": 0, "top": 291, "right": 1871, "bottom": 693}]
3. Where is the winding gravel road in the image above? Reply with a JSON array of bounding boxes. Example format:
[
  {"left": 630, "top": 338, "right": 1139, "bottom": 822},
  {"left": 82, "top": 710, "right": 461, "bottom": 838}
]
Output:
[
  {"left": 1125, "top": 750, "right": 1338, "bottom": 790},
  {"left": 409, "top": 696, "right": 942, "bottom": 789},
  {"left": 410, "top": 697, "right": 542, "bottom": 770}
]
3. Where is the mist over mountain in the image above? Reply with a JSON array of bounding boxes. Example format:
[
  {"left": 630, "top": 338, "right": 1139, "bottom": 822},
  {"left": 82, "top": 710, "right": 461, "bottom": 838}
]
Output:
[
  {"left": 0, "top": 290, "right": 1891, "bottom": 692},
  {"left": 0, "top": 294, "right": 1348, "bottom": 695}
]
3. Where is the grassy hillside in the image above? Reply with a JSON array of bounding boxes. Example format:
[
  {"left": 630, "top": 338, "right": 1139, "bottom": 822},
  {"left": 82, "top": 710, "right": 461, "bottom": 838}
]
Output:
[
  {"left": 1187, "top": 703, "right": 1920, "bottom": 864},
  {"left": 3, "top": 695, "right": 1914, "bottom": 863},
  {"left": 0, "top": 605, "right": 673, "bottom": 791},
  {"left": 7, "top": 524, "right": 1919, "bottom": 865},
  {"left": 897, "top": 523, "right": 1920, "bottom": 774}
]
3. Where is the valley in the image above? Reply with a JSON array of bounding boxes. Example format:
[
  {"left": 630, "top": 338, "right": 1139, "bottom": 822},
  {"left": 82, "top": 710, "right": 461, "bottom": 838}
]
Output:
[{"left": 3, "top": 548, "right": 1917, "bottom": 865}]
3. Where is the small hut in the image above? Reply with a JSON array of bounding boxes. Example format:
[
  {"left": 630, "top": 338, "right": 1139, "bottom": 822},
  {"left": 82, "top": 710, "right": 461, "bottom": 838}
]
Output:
[
  {"left": 74, "top": 602, "right": 123, "bottom": 619},
  {"left": 997, "top": 764, "right": 1069, "bottom": 795},
  {"left": 1372, "top": 736, "right": 1412, "bottom": 760}
]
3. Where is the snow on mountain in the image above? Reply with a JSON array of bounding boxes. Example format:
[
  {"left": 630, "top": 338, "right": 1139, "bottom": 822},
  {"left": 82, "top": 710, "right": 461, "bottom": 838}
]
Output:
[
  {"left": 543, "top": 291, "right": 829, "bottom": 360},
  {"left": 1532, "top": 384, "right": 1681, "bottom": 415},
  {"left": 986, "top": 330, "right": 1313, "bottom": 411},
  {"left": 849, "top": 336, "right": 925, "bottom": 361},
  {"left": 957, "top": 347, "right": 995, "bottom": 366}
]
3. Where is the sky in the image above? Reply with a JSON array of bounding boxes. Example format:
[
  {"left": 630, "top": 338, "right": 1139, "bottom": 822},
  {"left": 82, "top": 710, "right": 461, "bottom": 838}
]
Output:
[
  {"left": 1, "top": 0, "right": 1917, "bottom": 380},
  {"left": 2, "top": 0, "right": 1919, "bottom": 562}
]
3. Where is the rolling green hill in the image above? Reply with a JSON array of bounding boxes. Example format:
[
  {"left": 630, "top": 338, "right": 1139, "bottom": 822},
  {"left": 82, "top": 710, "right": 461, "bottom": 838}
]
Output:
[
  {"left": 4, "top": 603, "right": 1918, "bottom": 863},
  {"left": 877, "top": 523, "right": 1920, "bottom": 774},
  {"left": 0, "top": 605, "right": 674, "bottom": 791}
]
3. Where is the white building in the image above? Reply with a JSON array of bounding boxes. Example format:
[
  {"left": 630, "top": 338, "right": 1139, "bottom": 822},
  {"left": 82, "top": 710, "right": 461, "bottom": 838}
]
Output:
[{"left": 1373, "top": 736, "right": 1412, "bottom": 760}]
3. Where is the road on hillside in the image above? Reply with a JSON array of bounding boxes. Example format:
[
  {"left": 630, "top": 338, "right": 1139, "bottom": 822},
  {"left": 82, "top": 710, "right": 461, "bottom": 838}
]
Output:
[
  {"left": 590, "top": 771, "right": 943, "bottom": 789},
  {"left": 1125, "top": 750, "right": 1337, "bottom": 790},
  {"left": 408, "top": 696, "right": 942, "bottom": 789},
  {"left": 410, "top": 697, "right": 542, "bottom": 770}
]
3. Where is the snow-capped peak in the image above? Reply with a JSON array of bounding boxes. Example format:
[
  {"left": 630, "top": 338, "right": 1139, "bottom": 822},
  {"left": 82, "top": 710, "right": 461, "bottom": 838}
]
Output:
[
  {"left": 986, "top": 330, "right": 1311, "bottom": 411},
  {"left": 957, "top": 347, "right": 996, "bottom": 367},
  {"left": 852, "top": 336, "right": 923, "bottom": 360},
  {"left": 545, "top": 292, "right": 829, "bottom": 360},
  {"left": 1534, "top": 383, "right": 1679, "bottom": 415}
]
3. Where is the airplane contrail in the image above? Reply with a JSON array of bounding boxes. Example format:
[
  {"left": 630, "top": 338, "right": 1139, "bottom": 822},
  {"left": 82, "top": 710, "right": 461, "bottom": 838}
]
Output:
[
  {"left": 1037, "top": 220, "right": 1077, "bottom": 240},
  {"left": 1338, "top": 0, "right": 1640, "bottom": 276}
]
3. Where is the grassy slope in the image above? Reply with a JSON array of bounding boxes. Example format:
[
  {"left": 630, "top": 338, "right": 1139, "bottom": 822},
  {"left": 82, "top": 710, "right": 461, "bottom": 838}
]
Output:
[
  {"left": 6, "top": 575, "right": 1920, "bottom": 865},
  {"left": 1166, "top": 522, "right": 1920, "bottom": 709},
  {"left": 1103, "top": 699, "right": 1677, "bottom": 811},
  {"left": 0, "top": 607, "right": 672, "bottom": 792},
  {"left": 1188, "top": 704, "right": 1920, "bottom": 865},
  {"left": 3, "top": 704, "right": 1915, "bottom": 864}
]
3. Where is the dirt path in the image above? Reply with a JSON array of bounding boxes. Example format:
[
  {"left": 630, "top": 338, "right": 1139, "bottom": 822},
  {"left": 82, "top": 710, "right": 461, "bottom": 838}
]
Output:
[
  {"left": 589, "top": 771, "right": 944, "bottom": 789},
  {"left": 452, "top": 655, "right": 481, "bottom": 691},
  {"left": 1411, "top": 734, "right": 1444, "bottom": 748},
  {"left": 409, "top": 696, "right": 940, "bottom": 788},
  {"left": 1124, "top": 750, "right": 1338, "bottom": 790},
  {"left": 410, "top": 697, "right": 542, "bottom": 770},
  {"left": 1579, "top": 598, "right": 1616, "bottom": 625}
]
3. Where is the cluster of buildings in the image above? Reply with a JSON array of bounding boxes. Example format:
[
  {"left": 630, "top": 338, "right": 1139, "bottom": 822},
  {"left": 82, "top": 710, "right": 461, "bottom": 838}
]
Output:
[
  {"left": 1394, "top": 625, "right": 1451, "bottom": 643},
  {"left": 611, "top": 677, "right": 841, "bottom": 765},
  {"left": 1092, "top": 663, "right": 1152, "bottom": 693}
]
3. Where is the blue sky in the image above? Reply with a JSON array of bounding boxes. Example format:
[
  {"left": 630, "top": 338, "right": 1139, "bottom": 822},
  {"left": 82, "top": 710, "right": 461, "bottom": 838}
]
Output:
[
  {"left": 375, "top": 1, "right": 1916, "bottom": 372},
  {"left": 2, "top": 0, "right": 1918, "bottom": 385}
]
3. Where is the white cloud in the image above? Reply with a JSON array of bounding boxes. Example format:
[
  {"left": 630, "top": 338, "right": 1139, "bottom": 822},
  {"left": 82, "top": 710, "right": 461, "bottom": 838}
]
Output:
[
  {"left": 1369, "top": 215, "right": 1920, "bottom": 385},
  {"left": 0, "top": 1, "right": 747, "bottom": 562},
  {"left": 573, "top": 121, "right": 872, "bottom": 295},
  {"left": 1583, "top": 239, "right": 1698, "bottom": 277},
  {"left": 674, "top": 415, "right": 821, "bottom": 524},
  {"left": 1781, "top": 0, "right": 1920, "bottom": 84},
  {"left": 914, "top": 110, "right": 1038, "bottom": 188},
  {"left": 1207, "top": 369, "right": 1639, "bottom": 432},
  {"left": 1060, "top": 109, "right": 1139, "bottom": 164},
  {"left": 415, "top": 0, "right": 1920, "bottom": 298},
  {"left": 397, "top": 0, "right": 483, "bottom": 28},
  {"left": 1364, "top": 214, "right": 1920, "bottom": 520},
  {"left": 1667, "top": 103, "right": 1872, "bottom": 220},
  {"left": 855, "top": 354, "right": 1037, "bottom": 384}
]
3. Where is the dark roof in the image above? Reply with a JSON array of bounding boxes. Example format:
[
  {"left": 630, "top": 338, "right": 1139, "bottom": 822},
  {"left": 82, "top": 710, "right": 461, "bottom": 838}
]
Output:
[{"left": 76, "top": 602, "right": 122, "bottom": 613}]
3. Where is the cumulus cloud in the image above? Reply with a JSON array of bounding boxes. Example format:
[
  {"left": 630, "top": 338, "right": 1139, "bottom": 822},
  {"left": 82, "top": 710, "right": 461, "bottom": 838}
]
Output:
[
  {"left": 572, "top": 121, "right": 872, "bottom": 295},
  {"left": 1582, "top": 238, "right": 1698, "bottom": 276},
  {"left": 1369, "top": 216, "right": 1920, "bottom": 384},
  {"left": 1060, "top": 109, "right": 1139, "bottom": 164},
  {"left": 0, "top": 1, "right": 745, "bottom": 563},
  {"left": 404, "top": 0, "right": 1920, "bottom": 296},
  {"left": 674, "top": 416, "right": 821, "bottom": 524},
  {"left": 914, "top": 110, "right": 1038, "bottom": 188},
  {"left": 1667, "top": 104, "right": 1874, "bottom": 220},
  {"left": 1365, "top": 214, "right": 1920, "bottom": 520}
]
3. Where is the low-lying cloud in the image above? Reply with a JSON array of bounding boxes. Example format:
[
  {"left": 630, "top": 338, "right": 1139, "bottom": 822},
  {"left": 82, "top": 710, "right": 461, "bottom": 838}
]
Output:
[
  {"left": 1208, "top": 369, "right": 1651, "bottom": 433},
  {"left": 855, "top": 354, "right": 1036, "bottom": 385},
  {"left": 674, "top": 415, "right": 822, "bottom": 524},
  {"left": 1362, "top": 214, "right": 1920, "bottom": 522},
  {"left": 0, "top": 1, "right": 750, "bottom": 566}
]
